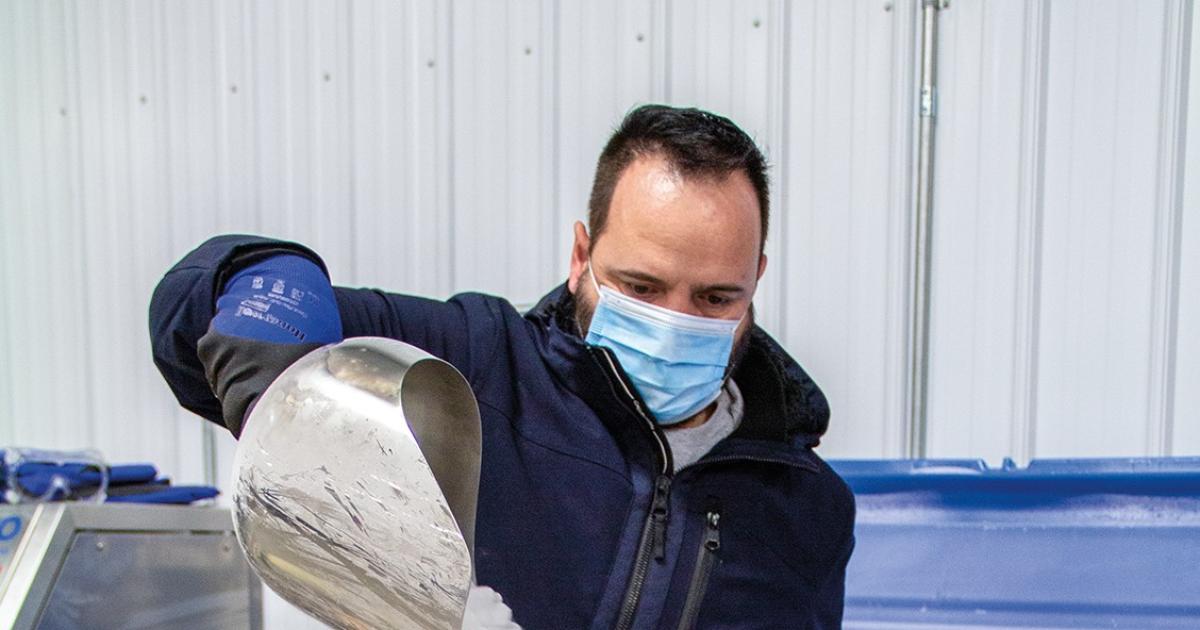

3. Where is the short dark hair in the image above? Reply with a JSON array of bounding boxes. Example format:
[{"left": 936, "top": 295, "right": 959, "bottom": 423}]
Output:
[{"left": 587, "top": 104, "right": 770, "bottom": 251}]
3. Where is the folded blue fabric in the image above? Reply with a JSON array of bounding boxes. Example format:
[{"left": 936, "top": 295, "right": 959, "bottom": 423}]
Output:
[
  {"left": 3, "top": 461, "right": 158, "bottom": 498},
  {"left": 2, "top": 452, "right": 217, "bottom": 504},
  {"left": 106, "top": 485, "right": 220, "bottom": 505}
]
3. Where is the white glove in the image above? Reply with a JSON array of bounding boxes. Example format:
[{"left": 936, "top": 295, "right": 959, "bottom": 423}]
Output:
[{"left": 461, "top": 585, "right": 522, "bottom": 630}]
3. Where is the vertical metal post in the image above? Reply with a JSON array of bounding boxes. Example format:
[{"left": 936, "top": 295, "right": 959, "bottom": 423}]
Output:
[
  {"left": 908, "top": 0, "right": 945, "bottom": 459},
  {"left": 202, "top": 422, "right": 219, "bottom": 488}
]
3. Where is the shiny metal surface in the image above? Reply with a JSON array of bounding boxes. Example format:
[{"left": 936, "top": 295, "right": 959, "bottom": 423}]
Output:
[
  {"left": 0, "top": 504, "right": 63, "bottom": 629},
  {"left": 233, "top": 338, "right": 482, "bottom": 630},
  {"left": 37, "top": 532, "right": 256, "bottom": 629},
  {"left": 0, "top": 504, "right": 260, "bottom": 630}
]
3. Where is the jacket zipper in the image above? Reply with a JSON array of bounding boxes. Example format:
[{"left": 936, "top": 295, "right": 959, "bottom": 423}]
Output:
[
  {"left": 592, "top": 347, "right": 813, "bottom": 629},
  {"left": 592, "top": 347, "right": 674, "bottom": 630},
  {"left": 613, "top": 474, "right": 672, "bottom": 630},
  {"left": 593, "top": 347, "right": 671, "bottom": 475},
  {"left": 675, "top": 511, "right": 722, "bottom": 630}
]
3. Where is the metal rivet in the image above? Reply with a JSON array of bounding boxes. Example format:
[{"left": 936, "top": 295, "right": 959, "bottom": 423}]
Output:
[
  {"left": 524, "top": 46, "right": 532, "bottom": 55},
  {"left": 752, "top": 18, "right": 761, "bottom": 28},
  {"left": 95, "top": 540, "right": 105, "bottom": 551},
  {"left": 883, "top": 1, "right": 893, "bottom": 10},
  {"left": 230, "top": 84, "right": 238, "bottom": 94},
  {"left": 323, "top": 72, "right": 331, "bottom": 82},
  {"left": 636, "top": 33, "right": 644, "bottom": 42},
  {"left": 59, "top": 107, "right": 67, "bottom": 116},
  {"left": 426, "top": 59, "right": 435, "bottom": 68},
  {"left": 138, "top": 95, "right": 147, "bottom": 104}
]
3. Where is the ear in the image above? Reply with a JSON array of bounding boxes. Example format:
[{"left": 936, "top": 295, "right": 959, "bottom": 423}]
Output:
[
  {"left": 757, "top": 253, "right": 768, "bottom": 281},
  {"left": 567, "top": 221, "right": 592, "bottom": 294}
]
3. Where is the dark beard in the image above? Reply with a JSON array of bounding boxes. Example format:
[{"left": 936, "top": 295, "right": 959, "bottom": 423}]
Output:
[{"left": 572, "top": 276, "right": 754, "bottom": 377}]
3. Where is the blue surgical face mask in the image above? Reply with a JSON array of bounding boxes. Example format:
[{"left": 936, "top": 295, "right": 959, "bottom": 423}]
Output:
[{"left": 584, "top": 263, "right": 742, "bottom": 425}]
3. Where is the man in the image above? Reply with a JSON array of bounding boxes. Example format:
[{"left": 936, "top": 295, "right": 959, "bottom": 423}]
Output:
[{"left": 150, "top": 105, "right": 855, "bottom": 629}]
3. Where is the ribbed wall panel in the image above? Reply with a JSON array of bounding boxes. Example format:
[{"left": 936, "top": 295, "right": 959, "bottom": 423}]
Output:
[
  {"left": 1035, "top": 0, "right": 1187, "bottom": 458},
  {"left": 927, "top": 0, "right": 1194, "bottom": 462},
  {"left": 0, "top": 5, "right": 1198, "bottom": 626},
  {"left": 1172, "top": 1, "right": 1200, "bottom": 456},
  {"left": 668, "top": 0, "right": 784, "bottom": 335},
  {"left": 450, "top": 0, "right": 559, "bottom": 306},
  {"left": 348, "top": 0, "right": 454, "bottom": 297},
  {"left": 780, "top": 0, "right": 918, "bottom": 457},
  {"left": 928, "top": 0, "right": 1046, "bottom": 461},
  {"left": 553, "top": 0, "right": 661, "bottom": 282}
]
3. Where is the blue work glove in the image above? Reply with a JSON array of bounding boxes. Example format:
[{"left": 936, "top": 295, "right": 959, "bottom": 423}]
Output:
[
  {"left": 212, "top": 254, "right": 343, "bottom": 344},
  {"left": 199, "top": 254, "right": 343, "bottom": 436}
]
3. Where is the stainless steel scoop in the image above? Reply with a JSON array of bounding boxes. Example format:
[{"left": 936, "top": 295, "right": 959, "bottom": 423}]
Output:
[{"left": 231, "top": 338, "right": 482, "bottom": 630}]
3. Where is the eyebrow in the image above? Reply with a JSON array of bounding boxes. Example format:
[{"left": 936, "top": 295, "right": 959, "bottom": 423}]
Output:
[{"left": 609, "top": 267, "right": 747, "bottom": 295}]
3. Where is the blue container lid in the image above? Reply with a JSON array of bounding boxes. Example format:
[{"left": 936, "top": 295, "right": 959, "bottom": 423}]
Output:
[{"left": 829, "top": 457, "right": 1200, "bottom": 629}]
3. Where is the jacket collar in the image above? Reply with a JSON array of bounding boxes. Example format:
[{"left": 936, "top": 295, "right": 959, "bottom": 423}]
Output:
[{"left": 525, "top": 284, "right": 830, "bottom": 450}]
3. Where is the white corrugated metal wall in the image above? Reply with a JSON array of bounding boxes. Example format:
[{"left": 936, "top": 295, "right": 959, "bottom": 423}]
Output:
[{"left": 0, "top": 0, "right": 1197, "bottom": 625}]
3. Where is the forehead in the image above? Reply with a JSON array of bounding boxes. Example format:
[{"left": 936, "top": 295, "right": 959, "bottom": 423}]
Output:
[{"left": 596, "top": 156, "right": 761, "bottom": 284}]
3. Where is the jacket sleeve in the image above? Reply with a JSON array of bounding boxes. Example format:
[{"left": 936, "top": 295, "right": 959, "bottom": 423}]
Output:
[
  {"left": 149, "top": 234, "right": 504, "bottom": 432},
  {"left": 332, "top": 286, "right": 506, "bottom": 383},
  {"left": 807, "top": 533, "right": 854, "bottom": 630}
]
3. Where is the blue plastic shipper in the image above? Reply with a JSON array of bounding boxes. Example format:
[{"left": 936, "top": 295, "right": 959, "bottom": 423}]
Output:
[{"left": 829, "top": 457, "right": 1200, "bottom": 629}]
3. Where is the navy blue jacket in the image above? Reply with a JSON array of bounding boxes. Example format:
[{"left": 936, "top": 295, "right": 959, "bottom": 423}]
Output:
[{"left": 149, "top": 235, "right": 855, "bottom": 629}]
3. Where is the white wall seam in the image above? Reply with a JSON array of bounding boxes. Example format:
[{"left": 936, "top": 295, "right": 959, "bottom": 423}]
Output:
[
  {"left": 344, "top": 0, "right": 358, "bottom": 283},
  {"left": 283, "top": 2, "right": 298, "bottom": 238},
  {"left": 847, "top": 0, "right": 861, "bottom": 403},
  {"left": 767, "top": 0, "right": 790, "bottom": 347},
  {"left": 213, "top": 0, "right": 229, "bottom": 234},
  {"left": 74, "top": 0, "right": 101, "bottom": 453},
  {"left": 1176, "top": 0, "right": 1200, "bottom": 456},
  {"left": 196, "top": 0, "right": 233, "bottom": 488},
  {"left": 0, "top": 0, "right": 10, "bottom": 444},
  {"left": 549, "top": 0, "right": 562, "bottom": 274},
  {"left": 305, "top": 0, "right": 319, "bottom": 250},
  {"left": 659, "top": 0, "right": 672, "bottom": 103},
  {"left": 545, "top": 0, "right": 559, "bottom": 291},
  {"left": 154, "top": 0, "right": 181, "bottom": 474},
  {"left": 32, "top": 0, "right": 50, "bottom": 443},
  {"left": 1146, "top": 0, "right": 1192, "bottom": 456},
  {"left": 30, "top": 0, "right": 48, "bottom": 444},
  {"left": 64, "top": 0, "right": 93, "bottom": 450},
  {"left": 8, "top": 0, "right": 32, "bottom": 443},
  {"left": 439, "top": 0, "right": 454, "bottom": 297},
  {"left": 1011, "top": 0, "right": 1051, "bottom": 464},
  {"left": 248, "top": 0, "right": 263, "bottom": 234},
  {"left": 97, "top": 2, "right": 121, "bottom": 454},
  {"left": 127, "top": 0, "right": 151, "bottom": 462},
  {"left": 0, "top": 0, "right": 15, "bottom": 444}
]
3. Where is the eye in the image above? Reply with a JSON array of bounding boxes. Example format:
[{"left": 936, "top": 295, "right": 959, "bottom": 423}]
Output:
[
  {"left": 704, "top": 294, "right": 729, "bottom": 306},
  {"left": 628, "top": 283, "right": 653, "bottom": 296}
]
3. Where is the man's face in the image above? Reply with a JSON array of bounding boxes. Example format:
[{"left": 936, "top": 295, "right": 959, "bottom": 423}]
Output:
[{"left": 569, "top": 155, "right": 767, "bottom": 368}]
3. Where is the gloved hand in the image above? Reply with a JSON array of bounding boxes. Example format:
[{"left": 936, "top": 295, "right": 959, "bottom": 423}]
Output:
[
  {"left": 211, "top": 254, "right": 343, "bottom": 344},
  {"left": 461, "top": 585, "right": 522, "bottom": 630},
  {"left": 199, "top": 254, "right": 344, "bottom": 436}
]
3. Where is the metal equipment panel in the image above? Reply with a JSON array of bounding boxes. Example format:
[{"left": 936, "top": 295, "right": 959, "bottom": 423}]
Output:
[
  {"left": 0, "top": 504, "right": 260, "bottom": 630},
  {"left": 36, "top": 532, "right": 255, "bottom": 629}
]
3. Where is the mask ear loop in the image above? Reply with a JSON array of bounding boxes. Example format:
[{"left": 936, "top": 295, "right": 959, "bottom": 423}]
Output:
[{"left": 586, "top": 259, "right": 608, "bottom": 299}]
